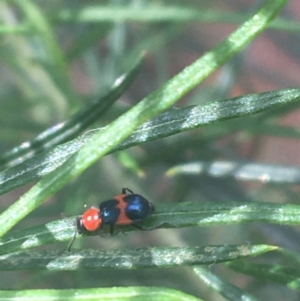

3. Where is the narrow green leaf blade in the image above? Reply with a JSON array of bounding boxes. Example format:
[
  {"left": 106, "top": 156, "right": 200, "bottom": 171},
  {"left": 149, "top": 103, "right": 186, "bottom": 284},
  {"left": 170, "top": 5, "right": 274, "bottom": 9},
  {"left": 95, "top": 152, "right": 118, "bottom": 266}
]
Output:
[
  {"left": 166, "top": 160, "right": 300, "bottom": 184},
  {"left": 0, "top": 287, "right": 204, "bottom": 301},
  {"left": 0, "top": 201, "right": 295, "bottom": 255},
  {"left": 193, "top": 266, "right": 260, "bottom": 301},
  {"left": 0, "top": 244, "right": 274, "bottom": 271}
]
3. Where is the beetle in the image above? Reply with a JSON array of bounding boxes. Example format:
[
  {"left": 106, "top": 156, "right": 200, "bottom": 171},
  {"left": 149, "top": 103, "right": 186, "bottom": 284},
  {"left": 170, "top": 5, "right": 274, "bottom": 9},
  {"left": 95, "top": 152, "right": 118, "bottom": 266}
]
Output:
[{"left": 68, "top": 188, "right": 154, "bottom": 251}]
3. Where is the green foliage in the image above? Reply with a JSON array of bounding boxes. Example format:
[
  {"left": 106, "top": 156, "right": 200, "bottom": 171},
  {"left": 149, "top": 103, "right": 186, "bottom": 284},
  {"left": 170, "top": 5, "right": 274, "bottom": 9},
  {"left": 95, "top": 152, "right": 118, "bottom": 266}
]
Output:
[{"left": 1, "top": 0, "right": 300, "bottom": 300}]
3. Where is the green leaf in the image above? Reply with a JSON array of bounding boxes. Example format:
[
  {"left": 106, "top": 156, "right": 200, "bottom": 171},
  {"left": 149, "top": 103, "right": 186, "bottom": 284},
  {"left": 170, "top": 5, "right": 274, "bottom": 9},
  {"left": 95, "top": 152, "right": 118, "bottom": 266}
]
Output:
[
  {"left": 166, "top": 160, "right": 300, "bottom": 184},
  {"left": 0, "top": 287, "right": 204, "bottom": 301},
  {"left": 2, "top": 88, "right": 299, "bottom": 195},
  {"left": 0, "top": 201, "right": 295, "bottom": 255},
  {"left": 227, "top": 261, "right": 300, "bottom": 292},
  {"left": 55, "top": 6, "right": 300, "bottom": 32},
  {"left": 0, "top": 244, "right": 274, "bottom": 271},
  {"left": 193, "top": 266, "right": 259, "bottom": 301}
]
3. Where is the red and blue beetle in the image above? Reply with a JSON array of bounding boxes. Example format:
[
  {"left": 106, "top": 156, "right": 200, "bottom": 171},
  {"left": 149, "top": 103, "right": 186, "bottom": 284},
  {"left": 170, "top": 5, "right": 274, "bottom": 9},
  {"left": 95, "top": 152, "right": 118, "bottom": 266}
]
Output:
[{"left": 68, "top": 188, "right": 154, "bottom": 251}]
